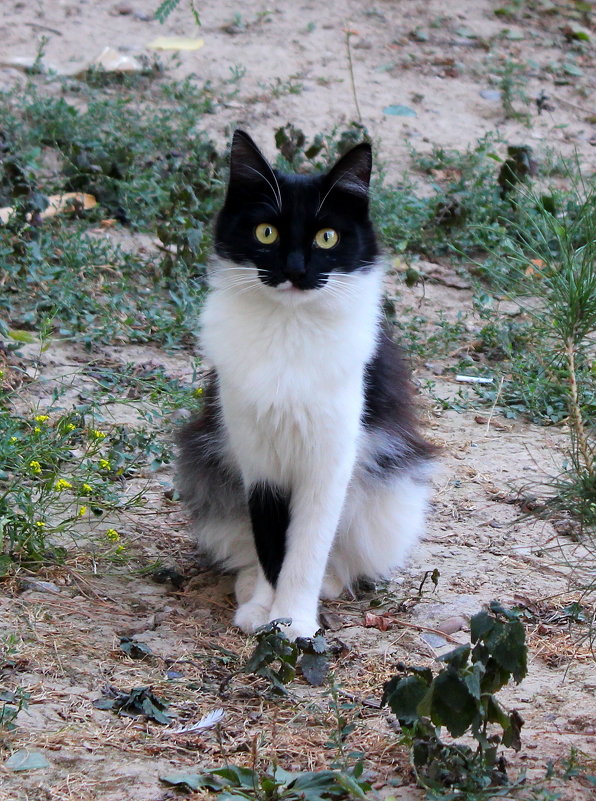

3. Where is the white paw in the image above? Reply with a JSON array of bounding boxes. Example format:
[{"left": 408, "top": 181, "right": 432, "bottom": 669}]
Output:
[
  {"left": 234, "top": 600, "right": 271, "bottom": 634},
  {"left": 269, "top": 612, "right": 320, "bottom": 641}
]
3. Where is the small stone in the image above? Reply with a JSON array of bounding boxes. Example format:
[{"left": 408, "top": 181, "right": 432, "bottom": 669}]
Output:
[
  {"left": 420, "top": 632, "right": 448, "bottom": 648},
  {"left": 19, "top": 579, "right": 61, "bottom": 594},
  {"left": 319, "top": 609, "right": 344, "bottom": 631},
  {"left": 436, "top": 616, "right": 466, "bottom": 635},
  {"left": 479, "top": 89, "right": 502, "bottom": 102}
]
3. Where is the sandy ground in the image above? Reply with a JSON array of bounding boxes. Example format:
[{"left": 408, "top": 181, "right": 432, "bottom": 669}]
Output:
[{"left": 1, "top": 1, "right": 595, "bottom": 800}]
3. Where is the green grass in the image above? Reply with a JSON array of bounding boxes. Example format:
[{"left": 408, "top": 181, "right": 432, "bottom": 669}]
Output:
[
  {"left": 0, "top": 77, "right": 223, "bottom": 225},
  {"left": 0, "top": 74, "right": 228, "bottom": 346}
]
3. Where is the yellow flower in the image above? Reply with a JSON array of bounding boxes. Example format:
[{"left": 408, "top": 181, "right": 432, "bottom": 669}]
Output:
[
  {"left": 0, "top": 369, "right": 4, "bottom": 378},
  {"left": 98, "top": 459, "right": 111, "bottom": 470},
  {"left": 78, "top": 505, "right": 87, "bottom": 516},
  {"left": 29, "top": 460, "right": 42, "bottom": 474},
  {"left": 35, "top": 521, "right": 45, "bottom": 528},
  {"left": 9, "top": 436, "right": 17, "bottom": 443},
  {"left": 115, "top": 545, "right": 126, "bottom": 554},
  {"left": 105, "top": 528, "right": 120, "bottom": 542},
  {"left": 90, "top": 430, "right": 106, "bottom": 440},
  {"left": 55, "top": 478, "right": 73, "bottom": 491},
  {"left": 193, "top": 387, "right": 204, "bottom": 397},
  {"left": 66, "top": 423, "right": 76, "bottom": 432},
  {"left": 35, "top": 414, "right": 49, "bottom": 423},
  {"left": 34, "top": 427, "right": 41, "bottom": 434},
  {"left": 81, "top": 483, "right": 92, "bottom": 494}
]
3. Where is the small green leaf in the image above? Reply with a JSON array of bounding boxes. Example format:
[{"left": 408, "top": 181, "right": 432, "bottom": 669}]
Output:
[
  {"left": 276, "top": 660, "right": 296, "bottom": 684},
  {"left": 382, "top": 105, "right": 417, "bottom": 117},
  {"left": 471, "top": 609, "right": 494, "bottom": 642},
  {"left": 502, "top": 709, "right": 524, "bottom": 751},
  {"left": 455, "top": 27, "right": 477, "bottom": 38},
  {"left": 92, "top": 698, "right": 116, "bottom": 710},
  {"left": 299, "top": 652, "right": 328, "bottom": 686},
  {"left": 159, "top": 772, "right": 201, "bottom": 791},
  {"left": 383, "top": 675, "right": 428, "bottom": 724},
  {"left": 407, "top": 666, "right": 433, "bottom": 684},
  {"left": 8, "top": 329, "right": 37, "bottom": 344},
  {"left": 119, "top": 637, "right": 153, "bottom": 660},
  {"left": 5, "top": 750, "right": 50, "bottom": 771},
  {"left": 439, "top": 644, "right": 470, "bottom": 670},
  {"left": 485, "top": 619, "right": 527, "bottom": 682},
  {"left": 334, "top": 771, "right": 368, "bottom": 799},
  {"left": 0, "top": 554, "right": 13, "bottom": 576},
  {"left": 159, "top": 771, "right": 218, "bottom": 791},
  {"left": 563, "top": 63, "right": 583, "bottom": 77},
  {"left": 212, "top": 765, "right": 259, "bottom": 789},
  {"left": 429, "top": 672, "right": 478, "bottom": 737}
]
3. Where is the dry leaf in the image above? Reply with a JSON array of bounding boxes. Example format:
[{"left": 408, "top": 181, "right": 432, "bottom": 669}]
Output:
[
  {"left": 525, "top": 258, "right": 546, "bottom": 277},
  {"left": 147, "top": 37, "right": 205, "bottom": 51},
  {"left": 41, "top": 193, "right": 97, "bottom": 219},
  {"left": 0, "top": 193, "right": 97, "bottom": 225},
  {"left": 364, "top": 611, "right": 393, "bottom": 631}
]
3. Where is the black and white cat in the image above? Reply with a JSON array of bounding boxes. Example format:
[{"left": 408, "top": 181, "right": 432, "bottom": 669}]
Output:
[{"left": 177, "top": 130, "right": 435, "bottom": 639}]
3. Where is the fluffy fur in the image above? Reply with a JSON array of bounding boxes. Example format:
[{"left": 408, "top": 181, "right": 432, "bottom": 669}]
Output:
[{"left": 177, "top": 131, "right": 435, "bottom": 639}]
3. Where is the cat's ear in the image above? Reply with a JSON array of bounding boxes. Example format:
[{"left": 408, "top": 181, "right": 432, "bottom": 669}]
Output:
[
  {"left": 228, "top": 130, "right": 281, "bottom": 208},
  {"left": 323, "top": 143, "right": 372, "bottom": 201}
]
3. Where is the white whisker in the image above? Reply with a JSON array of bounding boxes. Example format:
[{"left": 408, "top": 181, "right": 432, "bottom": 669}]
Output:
[{"left": 243, "top": 165, "right": 282, "bottom": 213}]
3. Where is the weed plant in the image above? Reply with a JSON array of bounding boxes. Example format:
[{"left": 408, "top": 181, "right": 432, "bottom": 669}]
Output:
[
  {"left": 479, "top": 180, "right": 595, "bottom": 534},
  {"left": 383, "top": 603, "right": 527, "bottom": 797},
  {"left": 0, "top": 79, "right": 223, "bottom": 226},
  {"left": 0, "top": 339, "right": 202, "bottom": 574},
  {"left": 0, "top": 392, "right": 145, "bottom": 573}
]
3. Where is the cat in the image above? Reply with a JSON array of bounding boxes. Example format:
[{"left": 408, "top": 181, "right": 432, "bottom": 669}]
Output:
[{"left": 176, "top": 130, "right": 436, "bottom": 640}]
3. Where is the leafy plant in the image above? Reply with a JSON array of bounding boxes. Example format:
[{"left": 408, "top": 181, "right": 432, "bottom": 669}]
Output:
[
  {"left": 0, "top": 349, "right": 196, "bottom": 573},
  {"left": 497, "top": 60, "right": 531, "bottom": 124},
  {"left": 93, "top": 686, "right": 172, "bottom": 724},
  {"left": 481, "top": 180, "right": 595, "bottom": 532},
  {"left": 240, "top": 620, "right": 329, "bottom": 694},
  {"left": 154, "top": 0, "right": 201, "bottom": 27},
  {"left": 273, "top": 123, "right": 370, "bottom": 172},
  {"left": 160, "top": 762, "right": 370, "bottom": 800},
  {"left": 0, "top": 404, "right": 143, "bottom": 573},
  {"left": 382, "top": 602, "right": 527, "bottom": 796},
  {"left": 0, "top": 688, "right": 30, "bottom": 732}
]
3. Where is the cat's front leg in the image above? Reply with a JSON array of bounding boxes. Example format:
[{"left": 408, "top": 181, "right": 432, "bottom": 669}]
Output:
[
  {"left": 268, "top": 460, "right": 355, "bottom": 639},
  {"left": 234, "top": 563, "right": 275, "bottom": 633}
]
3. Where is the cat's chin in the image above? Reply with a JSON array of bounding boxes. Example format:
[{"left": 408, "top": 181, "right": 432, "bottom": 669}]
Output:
[{"left": 265, "top": 281, "right": 319, "bottom": 305}]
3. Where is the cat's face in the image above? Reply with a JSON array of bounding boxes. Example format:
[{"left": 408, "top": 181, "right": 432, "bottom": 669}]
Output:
[{"left": 214, "top": 131, "right": 378, "bottom": 295}]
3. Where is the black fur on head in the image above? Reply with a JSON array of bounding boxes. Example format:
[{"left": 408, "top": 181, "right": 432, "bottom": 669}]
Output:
[{"left": 214, "top": 130, "right": 379, "bottom": 291}]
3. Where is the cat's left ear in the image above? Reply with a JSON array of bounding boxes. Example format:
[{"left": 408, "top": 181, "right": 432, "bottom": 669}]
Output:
[{"left": 324, "top": 143, "right": 372, "bottom": 201}]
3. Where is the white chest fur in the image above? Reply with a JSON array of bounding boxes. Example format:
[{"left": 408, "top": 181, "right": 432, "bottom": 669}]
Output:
[{"left": 200, "top": 260, "right": 383, "bottom": 485}]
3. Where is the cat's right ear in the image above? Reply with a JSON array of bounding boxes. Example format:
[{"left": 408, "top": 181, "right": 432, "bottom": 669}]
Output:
[
  {"left": 323, "top": 143, "right": 373, "bottom": 202},
  {"left": 227, "top": 130, "right": 281, "bottom": 209}
]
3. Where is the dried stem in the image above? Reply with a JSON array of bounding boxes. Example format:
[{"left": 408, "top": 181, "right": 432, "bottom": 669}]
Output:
[
  {"left": 564, "top": 337, "right": 594, "bottom": 477},
  {"left": 345, "top": 30, "right": 362, "bottom": 125}
]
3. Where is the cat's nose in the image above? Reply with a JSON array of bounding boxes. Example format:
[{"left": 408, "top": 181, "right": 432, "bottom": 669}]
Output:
[{"left": 284, "top": 251, "right": 306, "bottom": 282}]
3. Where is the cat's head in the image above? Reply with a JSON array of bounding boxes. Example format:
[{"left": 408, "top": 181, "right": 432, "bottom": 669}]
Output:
[{"left": 214, "top": 130, "right": 378, "bottom": 296}]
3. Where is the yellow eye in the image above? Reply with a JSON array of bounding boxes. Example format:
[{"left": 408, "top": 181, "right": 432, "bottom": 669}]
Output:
[
  {"left": 255, "top": 223, "right": 279, "bottom": 245},
  {"left": 314, "top": 229, "right": 339, "bottom": 249}
]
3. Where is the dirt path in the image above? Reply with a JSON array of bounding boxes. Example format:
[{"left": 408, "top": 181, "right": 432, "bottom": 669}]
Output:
[{"left": 1, "top": 1, "right": 595, "bottom": 800}]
